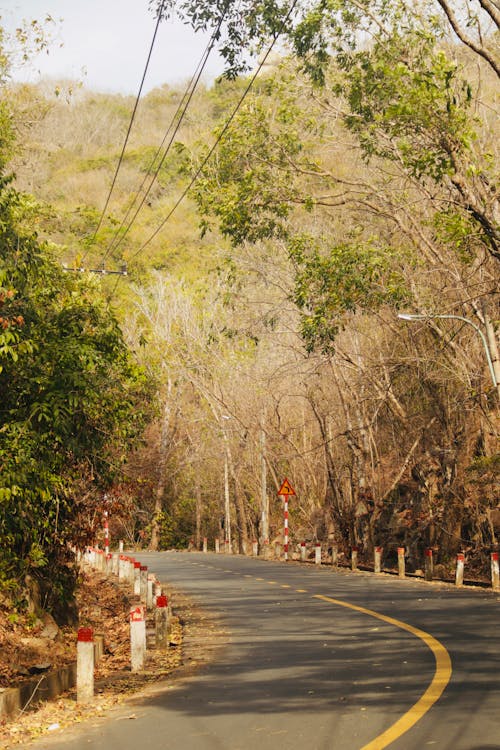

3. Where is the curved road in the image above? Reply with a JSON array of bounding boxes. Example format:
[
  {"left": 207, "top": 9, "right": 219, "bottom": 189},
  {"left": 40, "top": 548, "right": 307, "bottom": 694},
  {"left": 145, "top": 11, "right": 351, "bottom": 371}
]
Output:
[{"left": 34, "top": 552, "right": 499, "bottom": 750}]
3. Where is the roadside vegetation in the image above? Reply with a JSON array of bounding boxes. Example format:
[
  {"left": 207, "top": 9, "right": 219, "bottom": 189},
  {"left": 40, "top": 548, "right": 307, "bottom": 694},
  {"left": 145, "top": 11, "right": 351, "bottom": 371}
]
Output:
[{"left": 0, "top": 0, "right": 498, "bottom": 622}]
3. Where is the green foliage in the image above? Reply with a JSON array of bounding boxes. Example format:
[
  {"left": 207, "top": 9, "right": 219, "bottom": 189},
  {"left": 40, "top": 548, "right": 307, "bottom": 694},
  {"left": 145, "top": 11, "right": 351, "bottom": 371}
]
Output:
[
  {"left": 290, "top": 234, "right": 410, "bottom": 351},
  {"left": 341, "top": 31, "right": 476, "bottom": 181},
  {"left": 0, "top": 169, "right": 149, "bottom": 605}
]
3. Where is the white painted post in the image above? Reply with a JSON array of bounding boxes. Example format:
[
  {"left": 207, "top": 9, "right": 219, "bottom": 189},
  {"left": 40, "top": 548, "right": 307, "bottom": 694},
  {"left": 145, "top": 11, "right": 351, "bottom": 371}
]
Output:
[
  {"left": 103, "top": 513, "right": 109, "bottom": 555},
  {"left": 124, "top": 556, "right": 133, "bottom": 584},
  {"left": 119, "top": 539, "right": 124, "bottom": 553},
  {"left": 139, "top": 565, "right": 148, "bottom": 604},
  {"left": 130, "top": 606, "right": 146, "bottom": 672},
  {"left": 203, "top": 537, "right": 208, "bottom": 553},
  {"left": 374, "top": 546, "right": 382, "bottom": 574},
  {"left": 215, "top": 538, "right": 220, "bottom": 554},
  {"left": 252, "top": 540, "right": 258, "bottom": 556},
  {"left": 133, "top": 561, "right": 141, "bottom": 595},
  {"left": 424, "top": 548, "right": 433, "bottom": 581},
  {"left": 77, "top": 627, "right": 94, "bottom": 703},
  {"left": 283, "top": 498, "right": 289, "bottom": 561},
  {"left": 491, "top": 552, "right": 499, "bottom": 591},
  {"left": 331, "top": 543, "right": 338, "bottom": 568},
  {"left": 300, "top": 542, "right": 306, "bottom": 562},
  {"left": 455, "top": 552, "right": 465, "bottom": 587},
  {"left": 155, "top": 595, "right": 169, "bottom": 648},
  {"left": 398, "top": 547, "right": 406, "bottom": 579},
  {"left": 351, "top": 547, "right": 359, "bottom": 571},
  {"left": 315, "top": 543, "right": 321, "bottom": 565},
  {"left": 147, "top": 574, "right": 155, "bottom": 609}
]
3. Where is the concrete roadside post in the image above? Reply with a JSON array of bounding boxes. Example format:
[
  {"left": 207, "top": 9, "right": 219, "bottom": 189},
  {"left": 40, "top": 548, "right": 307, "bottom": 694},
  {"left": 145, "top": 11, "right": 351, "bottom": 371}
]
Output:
[
  {"left": 126, "top": 557, "right": 134, "bottom": 585},
  {"left": 203, "top": 537, "right": 208, "bottom": 553},
  {"left": 147, "top": 574, "right": 155, "bottom": 609},
  {"left": 315, "top": 543, "right": 321, "bottom": 565},
  {"left": 351, "top": 547, "right": 359, "bottom": 571},
  {"left": 398, "top": 547, "right": 406, "bottom": 579},
  {"left": 374, "top": 546, "right": 382, "bottom": 574},
  {"left": 455, "top": 552, "right": 465, "bottom": 587},
  {"left": 252, "top": 540, "right": 258, "bottom": 556},
  {"left": 491, "top": 552, "right": 499, "bottom": 591},
  {"left": 331, "top": 543, "right": 338, "bottom": 568},
  {"left": 130, "top": 606, "right": 146, "bottom": 672},
  {"left": 215, "top": 538, "right": 220, "bottom": 554},
  {"left": 77, "top": 627, "right": 94, "bottom": 704},
  {"left": 155, "top": 595, "right": 169, "bottom": 648},
  {"left": 424, "top": 548, "right": 434, "bottom": 581},
  {"left": 300, "top": 542, "right": 306, "bottom": 562},
  {"left": 106, "top": 553, "right": 113, "bottom": 575},
  {"left": 134, "top": 561, "right": 141, "bottom": 596},
  {"left": 139, "top": 565, "right": 148, "bottom": 605},
  {"left": 119, "top": 540, "right": 124, "bottom": 553}
]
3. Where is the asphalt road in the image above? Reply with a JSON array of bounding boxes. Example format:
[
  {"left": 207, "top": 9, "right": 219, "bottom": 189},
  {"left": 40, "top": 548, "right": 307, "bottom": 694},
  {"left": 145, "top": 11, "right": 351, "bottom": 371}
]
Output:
[{"left": 31, "top": 551, "right": 499, "bottom": 750}]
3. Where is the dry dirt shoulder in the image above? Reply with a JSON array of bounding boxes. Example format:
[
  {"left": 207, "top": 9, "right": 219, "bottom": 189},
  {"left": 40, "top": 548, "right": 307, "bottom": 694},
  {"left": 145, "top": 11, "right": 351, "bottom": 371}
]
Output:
[{"left": 0, "top": 570, "right": 226, "bottom": 748}]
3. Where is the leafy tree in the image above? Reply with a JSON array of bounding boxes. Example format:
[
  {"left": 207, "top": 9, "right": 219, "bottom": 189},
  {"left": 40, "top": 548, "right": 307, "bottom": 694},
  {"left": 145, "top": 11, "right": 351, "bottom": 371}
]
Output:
[{"left": 0, "top": 47, "right": 149, "bottom": 611}]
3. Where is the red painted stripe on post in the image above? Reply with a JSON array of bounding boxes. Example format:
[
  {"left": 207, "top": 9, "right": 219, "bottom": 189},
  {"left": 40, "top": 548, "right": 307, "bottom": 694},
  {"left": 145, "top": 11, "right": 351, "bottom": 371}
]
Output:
[{"left": 78, "top": 627, "right": 93, "bottom": 642}]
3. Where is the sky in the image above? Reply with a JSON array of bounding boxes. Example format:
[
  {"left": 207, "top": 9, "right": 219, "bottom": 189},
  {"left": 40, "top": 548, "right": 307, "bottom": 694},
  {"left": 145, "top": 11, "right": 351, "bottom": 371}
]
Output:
[{"left": 1, "top": 0, "right": 225, "bottom": 94}]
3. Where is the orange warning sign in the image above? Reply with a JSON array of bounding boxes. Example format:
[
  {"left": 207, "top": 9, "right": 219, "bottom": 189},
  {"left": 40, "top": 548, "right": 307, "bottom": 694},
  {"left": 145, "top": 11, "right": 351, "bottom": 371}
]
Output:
[{"left": 278, "top": 478, "right": 296, "bottom": 496}]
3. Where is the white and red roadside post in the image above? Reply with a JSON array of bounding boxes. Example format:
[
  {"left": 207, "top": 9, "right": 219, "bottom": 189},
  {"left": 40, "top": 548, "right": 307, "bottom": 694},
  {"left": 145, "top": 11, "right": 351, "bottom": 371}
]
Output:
[
  {"left": 140, "top": 565, "right": 148, "bottom": 604},
  {"left": 278, "top": 478, "right": 296, "bottom": 562},
  {"left": 374, "top": 546, "right": 382, "bottom": 574},
  {"left": 300, "top": 542, "right": 306, "bottom": 562},
  {"left": 134, "top": 561, "right": 141, "bottom": 595},
  {"left": 424, "top": 548, "right": 434, "bottom": 581},
  {"left": 397, "top": 547, "right": 406, "bottom": 579},
  {"left": 351, "top": 547, "right": 359, "bottom": 571},
  {"left": 77, "top": 627, "right": 94, "bottom": 703},
  {"left": 154, "top": 579, "right": 162, "bottom": 599},
  {"left": 155, "top": 595, "right": 169, "bottom": 648},
  {"left": 147, "top": 574, "right": 155, "bottom": 609},
  {"left": 331, "top": 543, "right": 338, "bottom": 568},
  {"left": 455, "top": 552, "right": 465, "bottom": 587},
  {"left": 103, "top": 511, "right": 110, "bottom": 555},
  {"left": 315, "top": 543, "right": 321, "bottom": 565},
  {"left": 130, "top": 606, "right": 146, "bottom": 672},
  {"left": 491, "top": 551, "right": 499, "bottom": 591}
]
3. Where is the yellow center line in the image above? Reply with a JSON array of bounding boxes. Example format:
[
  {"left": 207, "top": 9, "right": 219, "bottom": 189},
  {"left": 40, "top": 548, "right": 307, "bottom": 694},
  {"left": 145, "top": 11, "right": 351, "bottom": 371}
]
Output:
[
  {"left": 313, "top": 594, "right": 452, "bottom": 750},
  {"left": 280, "top": 584, "right": 291, "bottom": 588},
  {"left": 296, "top": 589, "right": 308, "bottom": 593},
  {"left": 255, "top": 577, "right": 264, "bottom": 581},
  {"left": 267, "top": 581, "right": 277, "bottom": 585}
]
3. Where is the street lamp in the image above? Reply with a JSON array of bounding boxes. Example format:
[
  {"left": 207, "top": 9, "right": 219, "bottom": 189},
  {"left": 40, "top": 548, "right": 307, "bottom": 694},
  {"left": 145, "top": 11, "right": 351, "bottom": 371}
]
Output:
[{"left": 398, "top": 313, "right": 498, "bottom": 392}]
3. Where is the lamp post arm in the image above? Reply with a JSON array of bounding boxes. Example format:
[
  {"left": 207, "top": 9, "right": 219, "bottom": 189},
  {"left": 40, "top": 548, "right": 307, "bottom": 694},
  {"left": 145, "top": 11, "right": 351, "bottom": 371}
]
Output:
[{"left": 398, "top": 313, "right": 499, "bottom": 394}]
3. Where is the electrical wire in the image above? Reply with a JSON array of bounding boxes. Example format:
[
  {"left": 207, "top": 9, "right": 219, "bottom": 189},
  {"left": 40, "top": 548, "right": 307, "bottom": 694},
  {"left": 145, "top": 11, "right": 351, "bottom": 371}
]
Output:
[
  {"left": 97, "top": 9, "right": 226, "bottom": 268},
  {"left": 107, "top": 0, "right": 299, "bottom": 301},
  {"left": 80, "top": 0, "right": 166, "bottom": 266}
]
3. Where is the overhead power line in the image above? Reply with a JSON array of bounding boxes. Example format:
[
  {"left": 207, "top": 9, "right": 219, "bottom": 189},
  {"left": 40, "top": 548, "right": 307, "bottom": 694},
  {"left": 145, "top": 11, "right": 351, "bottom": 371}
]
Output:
[
  {"left": 130, "top": 1, "right": 299, "bottom": 261},
  {"left": 97, "top": 8, "right": 227, "bottom": 269},
  {"left": 80, "top": 0, "right": 166, "bottom": 266},
  {"left": 108, "top": 0, "right": 299, "bottom": 302}
]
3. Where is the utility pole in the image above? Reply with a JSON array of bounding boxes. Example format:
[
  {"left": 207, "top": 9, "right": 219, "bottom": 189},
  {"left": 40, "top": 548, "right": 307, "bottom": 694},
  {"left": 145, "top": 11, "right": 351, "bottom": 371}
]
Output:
[{"left": 260, "top": 424, "right": 269, "bottom": 547}]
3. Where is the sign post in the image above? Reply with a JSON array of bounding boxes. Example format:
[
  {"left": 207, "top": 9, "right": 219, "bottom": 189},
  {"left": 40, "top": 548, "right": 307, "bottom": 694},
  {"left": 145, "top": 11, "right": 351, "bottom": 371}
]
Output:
[{"left": 278, "top": 478, "right": 296, "bottom": 561}]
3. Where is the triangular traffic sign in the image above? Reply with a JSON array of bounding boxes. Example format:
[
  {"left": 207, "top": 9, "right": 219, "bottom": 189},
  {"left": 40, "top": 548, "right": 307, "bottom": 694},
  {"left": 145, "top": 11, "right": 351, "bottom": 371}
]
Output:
[{"left": 278, "top": 478, "right": 296, "bottom": 496}]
